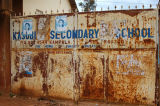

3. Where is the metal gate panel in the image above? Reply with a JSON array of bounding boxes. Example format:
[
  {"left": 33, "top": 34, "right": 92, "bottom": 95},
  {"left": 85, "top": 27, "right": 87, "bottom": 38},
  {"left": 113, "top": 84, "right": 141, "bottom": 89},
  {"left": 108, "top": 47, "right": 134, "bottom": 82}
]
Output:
[
  {"left": 78, "top": 51, "right": 105, "bottom": 100},
  {"left": 47, "top": 50, "right": 74, "bottom": 99},
  {"left": 11, "top": 18, "right": 37, "bottom": 49},
  {"left": 10, "top": 9, "right": 158, "bottom": 105},
  {"left": 49, "top": 15, "right": 75, "bottom": 49},
  {"left": 105, "top": 50, "right": 156, "bottom": 105},
  {"left": 11, "top": 50, "right": 46, "bottom": 96},
  {"left": 77, "top": 13, "right": 98, "bottom": 49},
  {"left": 77, "top": 10, "right": 157, "bottom": 49}
]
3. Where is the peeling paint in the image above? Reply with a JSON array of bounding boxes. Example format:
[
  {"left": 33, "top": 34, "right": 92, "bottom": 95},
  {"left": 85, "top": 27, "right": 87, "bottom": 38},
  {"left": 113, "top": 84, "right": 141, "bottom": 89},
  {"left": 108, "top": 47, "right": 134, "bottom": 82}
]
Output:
[{"left": 10, "top": 9, "right": 158, "bottom": 105}]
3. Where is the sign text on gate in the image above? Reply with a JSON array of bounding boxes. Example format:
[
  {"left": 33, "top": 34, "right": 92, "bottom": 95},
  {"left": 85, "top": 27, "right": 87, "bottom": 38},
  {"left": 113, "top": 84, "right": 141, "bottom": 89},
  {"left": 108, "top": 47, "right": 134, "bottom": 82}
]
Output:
[{"left": 12, "top": 28, "right": 153, "bottom": 40}]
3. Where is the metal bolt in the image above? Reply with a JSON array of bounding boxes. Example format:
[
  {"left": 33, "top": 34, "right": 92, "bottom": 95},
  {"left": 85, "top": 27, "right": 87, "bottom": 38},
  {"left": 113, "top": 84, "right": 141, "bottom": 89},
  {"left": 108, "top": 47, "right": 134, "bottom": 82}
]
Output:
[
  {"left": 115, "top": 5, "right": 117, "bottom": 10},
  {"left": 128, "top": 5, "right": 130, "bottom": 9},
  {"left": 135, "top": 5, "right": 137, "bottom": 9},
  {"left": 121, "top": 5, "right": 123, "bottom": 10},
  {"left": 150, "top": 4, "right": 152, "bottom": 8}
]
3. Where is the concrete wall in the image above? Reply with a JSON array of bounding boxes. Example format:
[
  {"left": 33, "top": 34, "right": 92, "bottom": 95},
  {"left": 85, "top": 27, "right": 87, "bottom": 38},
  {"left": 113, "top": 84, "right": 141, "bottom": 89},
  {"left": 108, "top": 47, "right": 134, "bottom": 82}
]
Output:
[{"left": 23, "top": 0, "right": 72, "bottom": 15}]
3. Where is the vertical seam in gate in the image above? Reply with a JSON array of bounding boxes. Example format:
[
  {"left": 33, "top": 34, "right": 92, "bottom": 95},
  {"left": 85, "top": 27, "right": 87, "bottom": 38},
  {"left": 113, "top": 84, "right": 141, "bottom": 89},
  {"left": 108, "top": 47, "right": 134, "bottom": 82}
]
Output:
[
  {"left": 103, "top": 54, "right": 106, "bottom": 102},
  {"left": 156, "top": 7, "right": 160, "bottom": 106}
]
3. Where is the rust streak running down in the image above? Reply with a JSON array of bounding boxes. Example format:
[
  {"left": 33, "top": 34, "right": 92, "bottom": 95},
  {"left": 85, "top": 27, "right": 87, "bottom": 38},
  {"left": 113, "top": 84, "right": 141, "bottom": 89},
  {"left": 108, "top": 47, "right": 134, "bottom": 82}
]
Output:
[{"left": 11, "top": 9, "right": 158, "bottom": 105}]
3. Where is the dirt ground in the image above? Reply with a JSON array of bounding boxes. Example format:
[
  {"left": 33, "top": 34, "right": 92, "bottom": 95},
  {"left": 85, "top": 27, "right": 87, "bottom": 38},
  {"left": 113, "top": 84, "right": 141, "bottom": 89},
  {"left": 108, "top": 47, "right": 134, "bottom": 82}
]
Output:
[{"left": 0, "top": 92, "right": 152, "bottom": 106}]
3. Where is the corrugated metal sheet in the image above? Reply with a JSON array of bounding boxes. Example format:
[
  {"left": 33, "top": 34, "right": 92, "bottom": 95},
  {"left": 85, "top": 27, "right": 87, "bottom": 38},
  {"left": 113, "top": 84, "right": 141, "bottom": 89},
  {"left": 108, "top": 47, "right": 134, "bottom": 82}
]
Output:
[{"left": 10, "top": 9, "right": 159, "bottom": 105}]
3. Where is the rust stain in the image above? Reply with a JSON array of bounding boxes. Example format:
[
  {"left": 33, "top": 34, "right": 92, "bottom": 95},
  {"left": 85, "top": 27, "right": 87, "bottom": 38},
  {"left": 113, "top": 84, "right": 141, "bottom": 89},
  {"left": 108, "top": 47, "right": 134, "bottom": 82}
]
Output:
[
  {"left": 16, "top": 81, "right": 39, "bottom": 96},
  {"left": 80, "top": 53, "right": 104, "bottom": 100},
  {"left": 13, "top": 52, "right": 32, "bottom": 82},
  {"left": 143, "top": 39, "right": 155, "bottom": 45},
  {"left": 86, "top": 13, "right": 96, "bottom": 28},
  {"left": 42, "top": 83, "right": 48, "bottom": 95},
  {"left": 82, "top": 70, "right": 103, "bottom": 99},
  {"left": 32, "top": 52, "right": 49, "bottom": 95},
  {"left": 106, "top": 50, "right": 155, "bottom": 105},
  {"left": 79, "top": 9, "right": 154, "bottom": 16},
  {"left": 28, "top": 40, "right": 35, "bottom": 47},
  {"left": 14, "top": 53, "right": 20, "bottom": 71},
  {"left": 100, "top": 57, "right": 104, "bottom": 71},
  {"left": 11, "top": 9, "right": 157, "bottom": 105},
  {"left": 119, "top": 10, "right": 147, "bottom": 17},
  {"left": 50, "top": 58, "right": 54, "bottom": 72},
  {"left": 105, "top": 58, "right": 114, "bottom": 100},
  {"left": 45, "top": 53, "right": 74, "bottom": 100}
]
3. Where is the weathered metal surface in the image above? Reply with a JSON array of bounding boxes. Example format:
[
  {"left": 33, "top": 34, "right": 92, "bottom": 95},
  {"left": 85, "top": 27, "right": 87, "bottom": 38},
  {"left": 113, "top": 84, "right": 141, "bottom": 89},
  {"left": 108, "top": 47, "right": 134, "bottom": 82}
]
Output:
[
  {"left": 11, "top": 50, "right": 47, "bottom": 96},
  {"left": 10, "top": 9, "right": 158, "bottom": 105},
  {"left": 11, "top": 49, "right": 74, "bottom": 99},
  {"left": 77, "top": 10, "right": 157, "bottom": 49},
  {"left": 106, "top": 50, "right": 156, "bottom": 105},
  {"left": 78, "top": 51, "right": 104, "bottom": 100},
  {"left": 47, "top": 50, "right": 74, "bottom": 99},
  {"left": 10, "top": 17, "right": 37, "bottom": 49}
]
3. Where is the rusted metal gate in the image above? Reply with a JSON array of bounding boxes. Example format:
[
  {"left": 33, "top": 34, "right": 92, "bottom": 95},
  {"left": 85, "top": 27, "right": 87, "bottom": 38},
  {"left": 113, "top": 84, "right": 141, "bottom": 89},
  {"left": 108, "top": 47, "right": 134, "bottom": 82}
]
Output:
[{"left": 10, "top": 9, "right": 159, "bottom": 105}]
